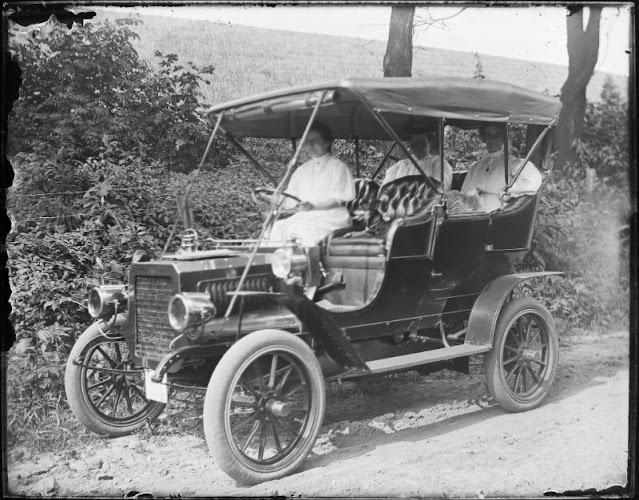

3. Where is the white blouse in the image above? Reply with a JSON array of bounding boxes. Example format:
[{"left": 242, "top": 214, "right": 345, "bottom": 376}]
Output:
[
  {"left": 268, "top": 153, "right": 356, "bottom": 245},
  {"left": 382, "top": 155, "right": 453, "bottom": 190},
  {"left": 461, "top": 151, "right": 542, "bottom": 212},
  {"left": 283, "top": 153, "right": 355, "bottom": 208}
]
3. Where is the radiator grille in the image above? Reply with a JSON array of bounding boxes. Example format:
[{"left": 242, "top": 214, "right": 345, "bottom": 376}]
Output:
[{"left": 135, "top": 276, "right": 177, "bottom": 360}]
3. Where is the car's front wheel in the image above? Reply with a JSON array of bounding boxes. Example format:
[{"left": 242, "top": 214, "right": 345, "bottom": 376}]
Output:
[
  {"left": 64, "top": 322, "right": 165, "bottom": 436},
  {"left": 484, "top": 297, "right": 559, "bottom": 412},
  {"left": 203, "top": 329, "right": 326, "bottom": 485}
]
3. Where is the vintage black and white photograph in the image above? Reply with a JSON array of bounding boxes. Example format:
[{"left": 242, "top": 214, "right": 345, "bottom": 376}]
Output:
[{"left": 3, "top": 1, "right": 634, "bottom": 497}]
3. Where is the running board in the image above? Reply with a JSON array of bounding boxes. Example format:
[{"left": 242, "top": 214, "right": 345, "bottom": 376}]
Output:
[{"left": 365, "top": 344, "right": 491, "bottom": 374}]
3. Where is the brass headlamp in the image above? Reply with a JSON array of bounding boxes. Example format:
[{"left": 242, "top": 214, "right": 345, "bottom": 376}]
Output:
[
  {"left": 87, "top": 285, "right": 128, "bottom": 319},
  {"left": 168, "top": 292, "right": 217, "bottom": 333},
  {"left": 270, "top": 244, "right": 308, "bottom": 280}
]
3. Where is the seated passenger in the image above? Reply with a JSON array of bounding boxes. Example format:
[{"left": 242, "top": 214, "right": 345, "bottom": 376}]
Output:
[
  {"left": 455, "top": 123, "right": 543, "bottom": 213},
  {"left": 382, "top": 128, "right": 452, "bottom": 190},
  {"left": 265, "top": 122, "right": 356, "bottom": 246}
]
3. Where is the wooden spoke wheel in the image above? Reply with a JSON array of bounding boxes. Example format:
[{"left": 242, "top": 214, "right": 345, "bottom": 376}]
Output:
[
  {"left": 65, "top": 323, "right": 165, "bottom": 436},
  {"left": 485, "top": 297, "right": 559, "bottom": 412},
  {"left": 203, "top": 330, "right": 325, "bottom": 485}
]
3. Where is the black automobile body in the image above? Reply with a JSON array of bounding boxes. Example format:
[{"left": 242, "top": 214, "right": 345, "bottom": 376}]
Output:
[{"left": 65, "top": 77, "right": 563, "bottom": 484}]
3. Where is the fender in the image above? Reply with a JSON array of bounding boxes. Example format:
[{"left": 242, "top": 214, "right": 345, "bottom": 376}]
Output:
[
  {"left": 465, "top": 271, "right": 563, "bottom": 346},
  {"left": 95, "top": 312, "right": 129, "bottom": 338},
  {"left": 230, "top": 291, "right": 367, "bottom": 369},
  {"left": 95, "top": 313, "right": 138, "bottom": 361},
  {"left": 151, "top": 344, "right": 230, "bottom": 382},
  {"left": 73, "top": 313, "right": 139, "bottom": 365}
]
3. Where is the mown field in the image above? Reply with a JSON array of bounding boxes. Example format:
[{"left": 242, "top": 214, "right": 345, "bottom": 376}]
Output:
[{"left": 96, "top": 9, "right": 627, "bottom": 106}]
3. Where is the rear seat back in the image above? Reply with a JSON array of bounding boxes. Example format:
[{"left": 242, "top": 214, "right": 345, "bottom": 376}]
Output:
[
  {"left": 376, "top": 175, "right": 440, "bottom": 221},
  {"left": 346, "top": 178, "right": 379, "bottom": 213},
  {"left": 323, "top": 176, "right": 439, "bottom": 308}
]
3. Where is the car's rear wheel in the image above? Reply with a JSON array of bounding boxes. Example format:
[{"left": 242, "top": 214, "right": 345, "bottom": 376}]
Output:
[
  {"left": 203, "top": 329, "right": 325, "bottom": 485},
  {"left": 484, "top": 297, "right": 558, "bottom": 412},
  {"left": 65, "top": 323, "right": 165, "bottom": 436}
]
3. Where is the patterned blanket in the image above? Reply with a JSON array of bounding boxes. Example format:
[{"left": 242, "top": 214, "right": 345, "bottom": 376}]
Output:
[{"left": 445, "top": 190, "right": 485, "bottom": 214}]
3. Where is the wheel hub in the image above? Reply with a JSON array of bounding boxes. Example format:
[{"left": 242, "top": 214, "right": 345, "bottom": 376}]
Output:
[
  {"left": 265, "top": 399, "right": 292, "bottom": 417},
  {"left": 520, "top": 348, "right": 537, "bottom": 361}
]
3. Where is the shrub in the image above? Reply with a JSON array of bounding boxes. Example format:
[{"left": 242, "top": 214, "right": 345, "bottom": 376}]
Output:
[
  {"left": 7, "top": 16, "right": 239, "bottom": 347},
  {"left": 523, "top": 173, "right": 629, "bottom": 329},
  {"left": 572, "top": 77, "right": 629, "bottom": 189},
  {"left": 8, "top": 17, "right": 229, "bottom": 169},
  {"left": 8, "top": 143, "right": 265, "bottom": 343}
]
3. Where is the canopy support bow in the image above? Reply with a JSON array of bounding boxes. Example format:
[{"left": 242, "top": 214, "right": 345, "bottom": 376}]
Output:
[
  {"left": 503, "top": 125, "right": 553, "bottom": 198},
  {"left": 223, "top": 90, "right": 329, "bottom": 319},
  {"left": 162, "top": 111, "right": 224, "bottom": 255},
  {"left": 353, "top": 91, "right": 443, "bottom": 195}
]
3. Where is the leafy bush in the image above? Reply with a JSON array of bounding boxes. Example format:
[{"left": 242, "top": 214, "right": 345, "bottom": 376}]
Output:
[
  {"left": 6, "top": 350, "right": 76, "bottom": 451},
  {"left": 523, "top": 178, "right": 629, "bottom": 328},
  {"left": 525, "top": 78, "right": 630, "bottom": 329},
  {"left": 8, "top": 144, "right": 264, "bottom": 343},
  {"left": 6, "top": 17, "right": 240, "bottom": 346},
  {"left": 568, "top": 77, "right": 629, "bottom": 189},
  {"left": 8, "top": 18, "right": 229, "bottom": 169}
]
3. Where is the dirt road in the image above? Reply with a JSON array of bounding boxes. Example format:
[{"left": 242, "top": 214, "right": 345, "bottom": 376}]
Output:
[{"left": 7, "top": 331, "right": 629, "bottom": 497}]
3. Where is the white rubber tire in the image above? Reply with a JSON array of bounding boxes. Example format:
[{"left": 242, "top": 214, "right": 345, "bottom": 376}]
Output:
[
  {"left": 484, "top": 297, "right": 559, "bottom": 412},
  {"left": 203, "top": 329, "right": 326, "bottom": 485},
  {"left": 64, "top": 323, "right": 165, "bottom": 436}
]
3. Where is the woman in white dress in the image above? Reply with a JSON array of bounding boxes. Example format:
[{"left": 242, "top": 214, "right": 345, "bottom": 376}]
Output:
[
  {"left": 381, "top": 129, "right": 452, "bottom": 190},
  {"left": 263, "top": 122, "right": 356, "bottom": 246},
  {"left": 459, "top": 123, "right": 542, "bottom": 212}
]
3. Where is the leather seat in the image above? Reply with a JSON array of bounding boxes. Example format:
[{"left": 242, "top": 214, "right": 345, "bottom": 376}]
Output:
[
  {"left": 376, "top": 175, "right": 439, "bottom": 221},
  {"left": 327, "top": 236, "right": 385, "bottom": 257},
  {"left": 346, "top": 178, "right": 380, "bottom": 213},
  {"left": 326, "top": 176, "right": 438, "bottom": 258}
]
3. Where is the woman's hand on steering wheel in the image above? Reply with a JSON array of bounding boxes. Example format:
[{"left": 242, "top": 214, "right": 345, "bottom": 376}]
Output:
[
  {"left": 252, "top": 187, "right": 302, "bottom": 209},
  {"left": 297, "top": 201, "right": 314, "bottom": 211}
]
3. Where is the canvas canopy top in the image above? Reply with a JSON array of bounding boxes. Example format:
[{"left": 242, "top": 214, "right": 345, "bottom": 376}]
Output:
[{"left": 205, "top": 77, "right": 562, "bottom": 140}]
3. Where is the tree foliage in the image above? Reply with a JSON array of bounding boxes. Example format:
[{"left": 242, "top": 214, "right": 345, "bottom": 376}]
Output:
[
  {"left": 573, "top": 77, "right": 629, "bottom": 187},
  {"left": 524, "top": 79, "right": 630, "bottom": 328},
  {"left": 472, "top": 52, "right": 485, "bottom": 80},
  {"left": 9, "top": 18, "right": 226, "bottom": 169},
  {"left": 7, "top": 18, "right": 236, "bottom": 348}
]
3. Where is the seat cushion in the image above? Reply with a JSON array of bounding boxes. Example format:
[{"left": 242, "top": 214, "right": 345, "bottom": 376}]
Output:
[
  {"left": 376, "top": 175, "right": 439, "bottom": 221},
  {"left": 347, "top": 178, "right": 380, "bottom": 213},
  {"left": 328, "top": 236, "right": 385, "bottom": 257}
]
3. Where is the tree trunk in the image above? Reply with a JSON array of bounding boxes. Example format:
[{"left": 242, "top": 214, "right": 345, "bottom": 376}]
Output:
[
  {"left": 556, "top": 6, "right": 602, "bottom": 169},
  {"left": 383, "top": 5, "right": 415, "bottom": 77},
  {"left": 380, "top": 6, "right": 415, "bottom": 165}
]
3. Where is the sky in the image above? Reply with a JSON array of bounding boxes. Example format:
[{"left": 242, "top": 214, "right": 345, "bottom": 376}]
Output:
[{"left": 103, "top": 4, "right": 632, "bottom": 76}]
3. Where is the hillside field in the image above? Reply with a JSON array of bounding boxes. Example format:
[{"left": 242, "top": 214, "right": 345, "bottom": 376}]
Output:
[{"left": 95, "top": 9, "right": 628, "bottom": 107}]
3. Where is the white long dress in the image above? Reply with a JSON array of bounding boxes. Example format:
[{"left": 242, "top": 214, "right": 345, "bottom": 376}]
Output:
[
  {"left": 461, "top": 151, "right": 542, "bottom": 212},
  {"left": 267, "top": 153, "right": 356, "bottom": 245},
  {"left": 382, "top": 155, "right": 453, "bottom": 190}
]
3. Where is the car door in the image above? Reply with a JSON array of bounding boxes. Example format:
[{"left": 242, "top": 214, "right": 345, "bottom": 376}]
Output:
[{"left": 428, "top": 211, "right": 492, "bottom": 298}]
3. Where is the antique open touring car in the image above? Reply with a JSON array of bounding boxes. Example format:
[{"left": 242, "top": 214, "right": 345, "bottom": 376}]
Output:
[{"left": 65, "top": 77, "right": 563, "bottom": 484}]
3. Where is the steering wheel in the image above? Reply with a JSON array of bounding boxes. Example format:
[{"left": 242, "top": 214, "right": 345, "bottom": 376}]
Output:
[{"left": 252, "top": 187, "right": 302, "bottom": 209}]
